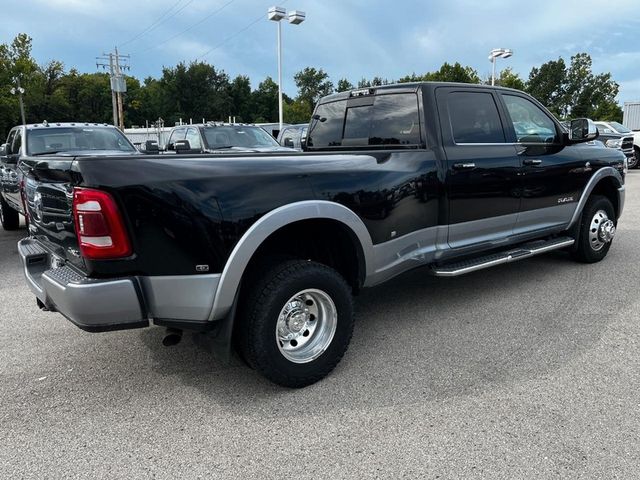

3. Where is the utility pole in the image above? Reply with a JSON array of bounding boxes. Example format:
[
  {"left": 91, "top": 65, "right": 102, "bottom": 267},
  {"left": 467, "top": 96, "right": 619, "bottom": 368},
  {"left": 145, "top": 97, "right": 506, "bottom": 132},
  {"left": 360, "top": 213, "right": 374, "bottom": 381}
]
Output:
[
  {"left": 96, "top": 48, "right": 130, "bottom": 130},
  {"left": 108, "top": 54, "right": 118, "bottom": 127}
]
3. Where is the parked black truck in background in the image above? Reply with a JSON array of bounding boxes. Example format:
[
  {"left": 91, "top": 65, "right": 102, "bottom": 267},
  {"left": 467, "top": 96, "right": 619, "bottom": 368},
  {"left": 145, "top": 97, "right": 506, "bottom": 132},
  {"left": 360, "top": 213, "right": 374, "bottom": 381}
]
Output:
[
  {"left": 0, "top": 123, "right": 137, "bottom": 230},
  {"left": 16, "top": 83, "right": 625, "bottom": 387},
  {"left": 163, "top": 123, "right": 295, "bottom": 154}
]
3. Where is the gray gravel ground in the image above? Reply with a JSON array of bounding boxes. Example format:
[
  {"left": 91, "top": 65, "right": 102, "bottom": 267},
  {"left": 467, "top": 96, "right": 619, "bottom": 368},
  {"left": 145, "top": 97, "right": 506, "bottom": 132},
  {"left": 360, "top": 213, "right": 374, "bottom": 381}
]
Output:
[{"left": 1, "top": 173, "right": 640, "bottom": 479}]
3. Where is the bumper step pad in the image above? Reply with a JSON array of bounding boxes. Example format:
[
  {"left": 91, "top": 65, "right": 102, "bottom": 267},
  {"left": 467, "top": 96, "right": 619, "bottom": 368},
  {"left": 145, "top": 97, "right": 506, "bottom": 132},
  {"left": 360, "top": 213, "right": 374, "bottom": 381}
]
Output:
[{"left": 431, "top": 236, "right": 575, "bottom": 277}]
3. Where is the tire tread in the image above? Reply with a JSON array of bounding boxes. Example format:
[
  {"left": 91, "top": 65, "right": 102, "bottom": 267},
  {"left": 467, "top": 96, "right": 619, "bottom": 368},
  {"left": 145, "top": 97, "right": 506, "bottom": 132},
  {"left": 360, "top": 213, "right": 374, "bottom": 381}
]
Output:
[{"left": 237, "top": 259, "right": 354, "bottom": 388}]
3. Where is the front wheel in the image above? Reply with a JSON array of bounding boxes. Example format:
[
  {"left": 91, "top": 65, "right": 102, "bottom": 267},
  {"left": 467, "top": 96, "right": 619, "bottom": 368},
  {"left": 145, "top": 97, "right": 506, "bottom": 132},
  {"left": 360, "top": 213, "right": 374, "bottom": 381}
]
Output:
[
  {"left": 236, "top": 259, "right": 354, "bottom": 388},
  {"left": 0, "top": 196, "right": 20, "bottom": 230},
  {"left": 572, "top": 195, "right": 616, "bottom": 263}
]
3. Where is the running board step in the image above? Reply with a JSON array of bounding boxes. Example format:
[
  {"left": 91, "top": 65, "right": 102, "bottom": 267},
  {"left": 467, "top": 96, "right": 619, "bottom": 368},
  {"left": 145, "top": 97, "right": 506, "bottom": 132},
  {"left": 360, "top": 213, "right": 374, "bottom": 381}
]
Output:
[{"left": 431, "top": 237, "right": 575, "bottom": 277}]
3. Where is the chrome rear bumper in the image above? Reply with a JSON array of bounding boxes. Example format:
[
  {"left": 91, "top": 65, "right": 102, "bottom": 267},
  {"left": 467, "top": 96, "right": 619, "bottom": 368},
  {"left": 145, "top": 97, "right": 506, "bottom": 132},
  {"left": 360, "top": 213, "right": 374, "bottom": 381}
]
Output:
[{"left": 18, "top": 238, "right": 147, "bottom": 332}]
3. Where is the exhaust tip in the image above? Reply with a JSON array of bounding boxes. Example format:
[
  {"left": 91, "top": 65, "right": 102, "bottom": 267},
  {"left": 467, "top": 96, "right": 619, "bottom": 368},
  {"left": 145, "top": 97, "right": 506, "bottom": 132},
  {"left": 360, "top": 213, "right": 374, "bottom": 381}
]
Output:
[{"left": 162, "top": 328, "right": 183, "bottom": 347}]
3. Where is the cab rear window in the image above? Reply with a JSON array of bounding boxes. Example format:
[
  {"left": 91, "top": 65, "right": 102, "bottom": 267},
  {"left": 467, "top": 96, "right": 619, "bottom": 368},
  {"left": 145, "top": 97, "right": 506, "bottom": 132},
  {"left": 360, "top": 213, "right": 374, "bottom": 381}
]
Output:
[{"left": 307, "top": 93, "right": 422, "bottom": 149}]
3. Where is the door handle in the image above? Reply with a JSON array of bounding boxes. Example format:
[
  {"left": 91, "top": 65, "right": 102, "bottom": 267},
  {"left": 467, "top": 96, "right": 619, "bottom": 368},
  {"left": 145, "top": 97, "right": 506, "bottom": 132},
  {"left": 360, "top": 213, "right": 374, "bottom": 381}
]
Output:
[
  {"left": 523, "top": 159, "right": 542, "bottom": 166},
  {"left": 452, "top": 162, "right": 476, "bottom": 170}
]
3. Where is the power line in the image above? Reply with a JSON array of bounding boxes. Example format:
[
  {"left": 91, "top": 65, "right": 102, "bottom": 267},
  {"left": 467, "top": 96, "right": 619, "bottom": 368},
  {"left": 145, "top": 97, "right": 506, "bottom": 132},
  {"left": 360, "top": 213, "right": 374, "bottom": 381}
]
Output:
[
  {"left": 134, "top": 0, "right": 238, "bottom": 55},
  {"left": 118, "top": 0, "right": 195, "bottom": 48},
  {"left": 195, "top": 0, "right": 289, "bottom": 61},
  {"left": 118, "top": 0, "right": 184, "bottom": 47}
]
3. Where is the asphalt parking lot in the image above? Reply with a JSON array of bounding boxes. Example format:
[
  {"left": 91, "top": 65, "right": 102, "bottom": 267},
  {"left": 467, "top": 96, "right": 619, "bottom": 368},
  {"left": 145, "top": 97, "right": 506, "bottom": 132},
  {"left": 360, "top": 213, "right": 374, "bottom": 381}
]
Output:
[{"left": 2, "top": 173, "right": 640, "bottom": 479}]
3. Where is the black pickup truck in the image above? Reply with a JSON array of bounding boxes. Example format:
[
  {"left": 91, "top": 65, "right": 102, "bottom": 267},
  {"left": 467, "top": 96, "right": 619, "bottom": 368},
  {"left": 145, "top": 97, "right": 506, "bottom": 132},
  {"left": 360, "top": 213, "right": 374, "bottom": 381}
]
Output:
[
  {"left": 16, "top": 82, "right": 625, "bottom": 387},
  {"left": 0, "top": 122, "right": 137, "bottom": 230}
]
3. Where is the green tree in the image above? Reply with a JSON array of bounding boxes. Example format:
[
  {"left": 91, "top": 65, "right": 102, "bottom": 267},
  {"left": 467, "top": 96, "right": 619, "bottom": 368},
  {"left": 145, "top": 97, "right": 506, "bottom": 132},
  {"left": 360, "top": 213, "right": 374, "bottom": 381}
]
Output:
[
  {"left": 397, "top": 73, "right": 421, "bottom": 83},
  {"left": 251, "top": 77, "right": 279, "bottom": 122},
  {"left": 425, "top": 63, "right": 480, "bottom": 83},
  {"left": 294, "top": 67, "right": 333, "bottom": 112},
  {"left": 0, "top": 34, "right": 40, "bottom": 135},
  {"left": 496, "top": 68, "right": 525, "bottom": 90},
  {"left": 158, "top": 62, "right": 232, "bottom": 125},
  {"left": 564, "top": 53, "right": 620, "bottom": 119},
  {"left": 526, "top": 58, "right": 567, "bottom": 117},
  {"left": 28, "top": 60, "right": 68, "bottom": 122},
  {"left": 53, "top": 71, "right": 113, "bottom": 122},
  {"left": 398, "top": 63, "right": 480, "bottom": 84},
  {"left": 371, "top": 76, "right": 389, "bottom": 86},
  {"left": 228, "top": 75, "right": 252, "bottom": 122},
  {"left": 336, "top": 78, "right": 353, "bottom": 92},
  {"left": 284, "top": 98, "right": 312, "bottom": 124}
]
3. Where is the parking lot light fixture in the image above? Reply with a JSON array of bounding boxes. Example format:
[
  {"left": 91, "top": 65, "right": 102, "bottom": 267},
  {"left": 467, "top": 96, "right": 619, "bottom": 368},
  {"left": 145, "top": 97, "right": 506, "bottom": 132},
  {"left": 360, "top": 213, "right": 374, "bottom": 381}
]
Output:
[
  {"left": 10, "top": 78, "right": 26, "bottom": 126},
  {"left": 488, "top": 48, "right": 513, "bottom": 86},
  {"left": 288, "top": 10, "right": 306, "bottom": 25},
  {"left": 268, "top": 6, "right": 306, "bottom": 134}
]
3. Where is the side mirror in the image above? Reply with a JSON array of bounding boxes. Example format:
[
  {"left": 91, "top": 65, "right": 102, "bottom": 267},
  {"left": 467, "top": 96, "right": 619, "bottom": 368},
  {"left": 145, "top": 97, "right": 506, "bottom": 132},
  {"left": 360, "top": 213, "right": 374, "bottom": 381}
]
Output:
[
  {"left": 1, "top": 143, "right": 18, "bottom": 164},
  {"left": 568, "top": 118, "right": 598, "bottom": 143},
  {"left": 174, "top": 139, "right": 191, "bottom": 153},
  {"left": 144, "top": 140, "right": 159, "bottom": 153},
  {"left": 0, "top": 143, "right": 6, "bottom": 156},
  {"left": 283, "top": 138, "right": 294, "bottom": 148}
]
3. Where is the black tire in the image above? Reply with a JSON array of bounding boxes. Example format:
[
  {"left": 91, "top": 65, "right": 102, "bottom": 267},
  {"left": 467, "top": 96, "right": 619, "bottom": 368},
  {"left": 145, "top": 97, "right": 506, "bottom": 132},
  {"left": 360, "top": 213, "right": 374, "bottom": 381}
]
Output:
[
  {"left": 633, "top": 147, "right": 640, "bottom": 169},
  {"left": 572, "top": 195, "right": 616, "bottom": 263},
  {"left": 236, "top": 259, "right": 354, "bottom": 388},
  {"left": 0, "top": 196, "right": 20, "bottom": 230}
]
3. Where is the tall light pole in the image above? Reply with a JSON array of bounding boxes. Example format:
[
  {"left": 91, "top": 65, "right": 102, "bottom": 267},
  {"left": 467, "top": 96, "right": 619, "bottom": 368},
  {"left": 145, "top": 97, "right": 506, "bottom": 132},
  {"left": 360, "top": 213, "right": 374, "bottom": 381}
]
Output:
[
  {"left": 488, "top": 48, "right": 513, "bottom": 86},
  {"left": 10, "top": 78, "right": 26, "bottom": 126},
  {"left": 268, "top": 6, "right": 306, "bottom": 134}
]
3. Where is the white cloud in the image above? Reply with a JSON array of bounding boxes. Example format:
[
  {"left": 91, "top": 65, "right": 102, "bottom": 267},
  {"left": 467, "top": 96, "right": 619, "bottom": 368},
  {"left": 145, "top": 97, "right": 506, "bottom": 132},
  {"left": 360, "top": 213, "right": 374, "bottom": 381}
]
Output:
[
  {"left": 619, "top": 79, "right": 640, "bottom": 103},
  {"left": 2, "top": 0, "right": 639, "bottom": 102}
]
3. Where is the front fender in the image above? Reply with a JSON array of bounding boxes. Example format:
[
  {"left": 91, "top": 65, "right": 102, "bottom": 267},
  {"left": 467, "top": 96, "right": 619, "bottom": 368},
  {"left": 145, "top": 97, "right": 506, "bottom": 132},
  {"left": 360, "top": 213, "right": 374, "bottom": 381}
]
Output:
[{"left": 567, "top": 166, "right": 623, "bottom": 228}]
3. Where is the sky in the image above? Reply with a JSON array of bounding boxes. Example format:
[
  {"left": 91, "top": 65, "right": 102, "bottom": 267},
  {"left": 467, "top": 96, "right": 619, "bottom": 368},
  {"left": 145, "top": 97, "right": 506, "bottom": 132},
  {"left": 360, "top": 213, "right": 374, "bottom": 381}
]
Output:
[{"left": 2, "top": 0, "right": 640, "bottom": 104}]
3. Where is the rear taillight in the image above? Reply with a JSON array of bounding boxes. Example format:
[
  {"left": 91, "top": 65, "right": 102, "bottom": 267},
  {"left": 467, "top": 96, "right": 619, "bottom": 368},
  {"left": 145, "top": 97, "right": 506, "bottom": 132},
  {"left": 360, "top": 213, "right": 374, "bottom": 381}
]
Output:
[{"left": 72, "top": 188, "right": 132, "bottom": 259}]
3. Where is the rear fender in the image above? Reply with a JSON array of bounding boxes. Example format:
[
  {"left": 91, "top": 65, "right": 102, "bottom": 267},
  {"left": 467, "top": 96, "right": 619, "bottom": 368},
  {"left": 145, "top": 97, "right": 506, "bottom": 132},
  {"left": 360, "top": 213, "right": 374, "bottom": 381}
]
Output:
[{"left": 208, "top": 200, "right": 374, "bottom": 321}]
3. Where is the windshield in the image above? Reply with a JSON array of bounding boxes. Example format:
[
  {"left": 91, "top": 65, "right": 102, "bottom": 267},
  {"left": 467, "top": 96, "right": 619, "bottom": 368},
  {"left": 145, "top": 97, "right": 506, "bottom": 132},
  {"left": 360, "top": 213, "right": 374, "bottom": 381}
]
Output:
[
  {"left": 202, "top": 126, "right": 280, "bottom": 149},
  {"left": 27, "top": 127, "right": 136, "bottom": 155},
  {"left": 607, "top": 121, "right": 631, "bottom": 134}
]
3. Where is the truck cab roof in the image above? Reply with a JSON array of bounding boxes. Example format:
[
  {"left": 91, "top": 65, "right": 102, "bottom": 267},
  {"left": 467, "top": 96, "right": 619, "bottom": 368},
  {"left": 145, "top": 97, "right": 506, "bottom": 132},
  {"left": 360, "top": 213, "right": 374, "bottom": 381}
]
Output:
[
  {"left": 319, "top": 81, "right": 523, "bottom": 104},
  {"left": 18, "top": 122, "right": 115, "bottom": 130}
]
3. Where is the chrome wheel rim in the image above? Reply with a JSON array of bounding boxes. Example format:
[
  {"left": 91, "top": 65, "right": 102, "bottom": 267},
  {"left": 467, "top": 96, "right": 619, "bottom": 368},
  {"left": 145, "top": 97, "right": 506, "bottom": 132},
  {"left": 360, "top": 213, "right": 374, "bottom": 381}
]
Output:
[
  {"left": 589, "top": 209, "right": 615, "bottom": 252},
  {"left": 276, "top": 288, "right": 337, "bottom": 364}
]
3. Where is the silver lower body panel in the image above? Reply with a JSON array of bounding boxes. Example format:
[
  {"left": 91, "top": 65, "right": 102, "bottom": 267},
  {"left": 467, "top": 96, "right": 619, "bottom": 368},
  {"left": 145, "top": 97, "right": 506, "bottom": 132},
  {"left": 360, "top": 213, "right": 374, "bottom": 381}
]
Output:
[{"left": 18, "top": 238, "right": 221, "bottom": 332}]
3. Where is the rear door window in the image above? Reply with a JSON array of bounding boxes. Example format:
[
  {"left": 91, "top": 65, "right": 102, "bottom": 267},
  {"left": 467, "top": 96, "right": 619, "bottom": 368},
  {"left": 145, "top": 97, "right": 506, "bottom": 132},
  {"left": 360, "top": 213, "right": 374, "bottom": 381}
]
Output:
[
  {"left": 186, "top": 128, "right": 202, "bottom": 150},
  {"left": 369, "top": 94, "right": 421, "bottom": 145},
  {"left": 448, "top": 92, "right": 505, "bottom": 144}
]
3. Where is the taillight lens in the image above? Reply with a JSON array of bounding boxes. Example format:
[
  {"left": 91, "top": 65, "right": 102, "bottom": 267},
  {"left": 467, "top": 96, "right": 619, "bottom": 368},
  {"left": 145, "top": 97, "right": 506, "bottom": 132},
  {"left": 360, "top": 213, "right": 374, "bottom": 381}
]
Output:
[{"left": 72, "top": 188, "right": 132, "bottom": 259}]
